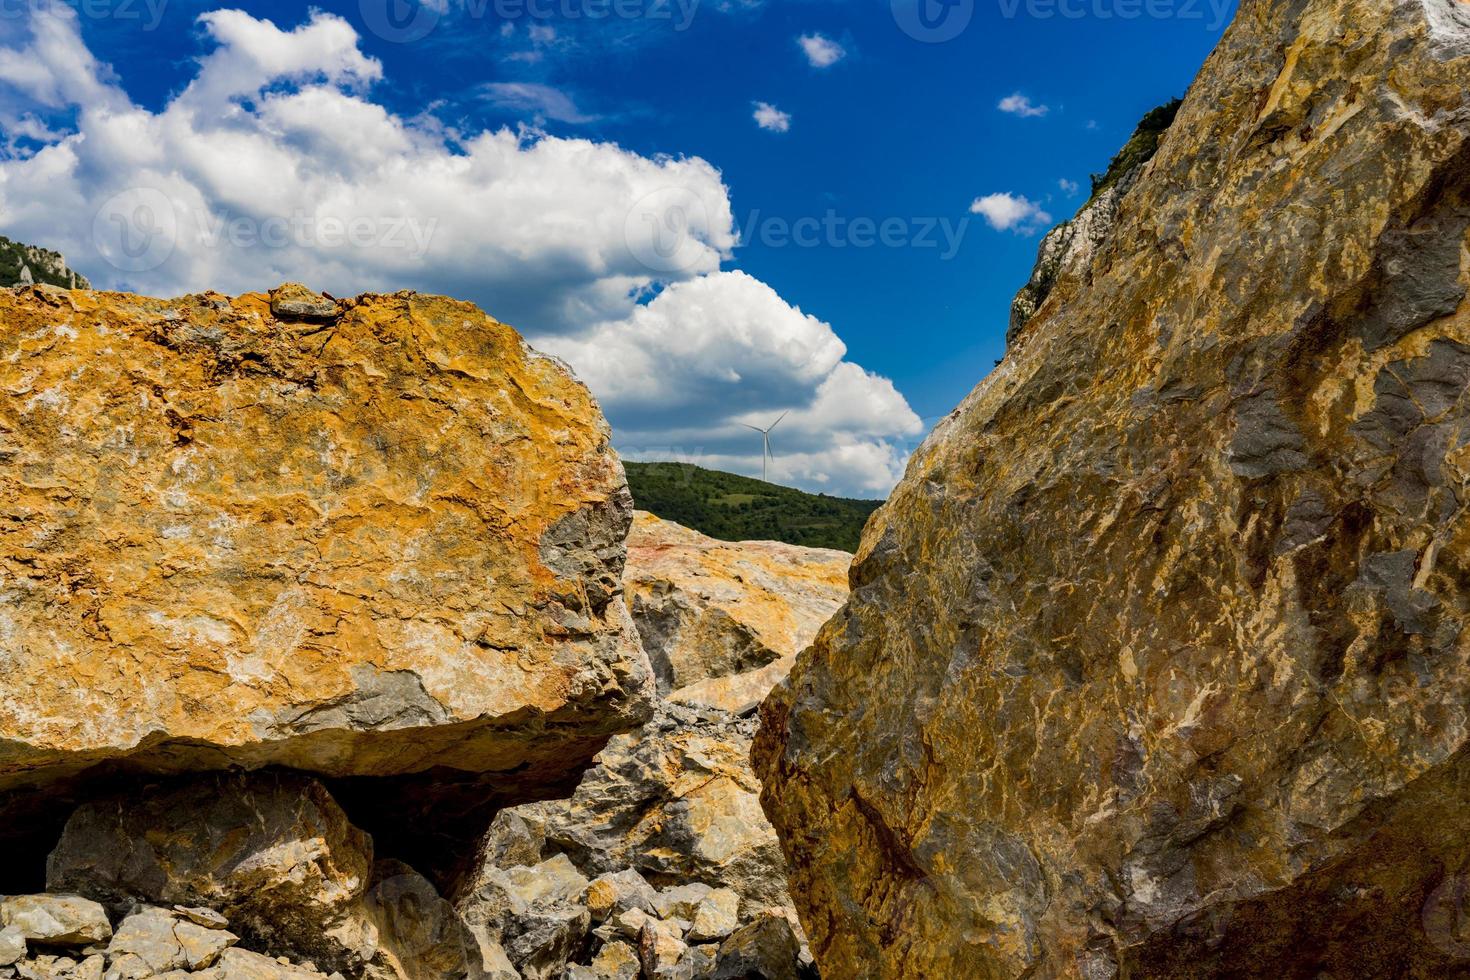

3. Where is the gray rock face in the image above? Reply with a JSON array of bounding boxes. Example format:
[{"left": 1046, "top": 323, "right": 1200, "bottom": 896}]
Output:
[
  {"left": 45, "top": 773, "right": 479, "bottom": 979},
  {"left": 0, "top": 897, "right": 342, "bottom": 980},
  {"left": 711, "top": 912, "right": 806, "bottom": 980},
  {"left": 450, "top": 516, "right": 849, "bottom": 978},
  {"left": 103, "top": 907, "right": 236, "bottom": 976},
  {"left": 507, "top": 703, "right": 791, "bottom": 911}
]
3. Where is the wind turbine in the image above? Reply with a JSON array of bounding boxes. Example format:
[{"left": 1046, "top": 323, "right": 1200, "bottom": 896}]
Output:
[{"left": 743, "top": 412, "right": 787, "bottom": 482}]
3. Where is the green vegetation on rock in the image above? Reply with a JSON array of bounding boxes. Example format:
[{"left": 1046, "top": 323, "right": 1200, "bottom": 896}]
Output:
[
  {"left": 1088, "top": 98, "right": 1183, "bottom": 201},
  {"left": 625, "top": 462, "right": 881, "bottom": 552}
]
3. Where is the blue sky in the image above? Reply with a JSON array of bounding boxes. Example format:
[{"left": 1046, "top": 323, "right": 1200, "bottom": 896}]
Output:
[{"left": 0, "top": 0, "right": 1232, "bottom": 495}]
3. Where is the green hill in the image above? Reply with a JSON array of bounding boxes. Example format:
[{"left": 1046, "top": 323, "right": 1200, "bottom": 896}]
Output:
[
  {"left": 0, "top": 235, "right": 90, "bottom": 289},
  {"left": 625, "top": 462, "right": 882, "bottom": 552}
]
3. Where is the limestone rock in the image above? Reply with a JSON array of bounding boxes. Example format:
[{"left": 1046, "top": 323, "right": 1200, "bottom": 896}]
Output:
[
  {"left": 456, "top": 854, "right": 589, "bottom": 979},
  {"left": 666, "top": 659, "right": 793, "bottom": 717},
  {"left": 516, "top": 703, "right": 790, "bottom": 911},
  {"left": 12, "top": 953, "right": 103, "bottom": 980},
  {"left": 0, "top": 928, "right": 25, "bottom": 967},
  {"left": 460, "top": 517, "right": 846, "bottom": 978},
  {"left": 492, "top": 513, "right": 850, "bottom": 911},
  {"left": 195, "top": 948, "right": 327, "bottom": 979},
  {"left": 0, "top": 285, "right": 651, "bottom": 880},
  {"left": 104, "top": 907, "right": 237, "bottom": 976},
  {"left": 49, "top": 774, "right": 406, "bottom": 977},
  {"left": 755, "top": 3, "right": 1470, "bottom": 978},
  {"left": 364, "top": 861, "right": 487, "bottom": 980},
  {"left": 685, "top": 890, "right": 740, "bottom": 943},
  {"left": 269, "top": 282, "right": 339, "bottom": 322},
  {"left": 584, "top": 871, "right": 657, "bottom": 921},
  {"left": 711, "top": 912, "right": 804, "bottom": 980},
  {"left": 0, "top": 896, "right": 110, "bottom": 947},
  {"left": 626, "top": 512, "right": 848, "bottom": 699},
  {"left": 636, "top": 918, "right": 685, "bottom": 977},
  {"left": 572, "top": 939, "right": 639, "bottom": 980}
]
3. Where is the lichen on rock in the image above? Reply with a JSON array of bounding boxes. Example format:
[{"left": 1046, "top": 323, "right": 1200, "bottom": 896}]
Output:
[
  {"left": 0, "top": 283, "right": 652, "bottom": 885},
  {"left": 756, "top": 2, "right": 1470, "bottom": 978}
]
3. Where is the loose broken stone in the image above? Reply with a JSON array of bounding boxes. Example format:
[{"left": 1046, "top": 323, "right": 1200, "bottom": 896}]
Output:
[
  {"left": 637, "top": 918, "right": 686, "bottom": 977},
  {"left": 104, "top": 907, "right": 237, "bottom": 975},
  {"left": 584, "top": 871, "right": 657, "bottom": 921},
  {"left": 0, "top": 897, "right": 110, "bottom": 947},
  {"left": 685, "top": 890, "right": 740, "bottom": 943},
  {"left": 0, "top": 930, "right": 23, "bottom": 968}
]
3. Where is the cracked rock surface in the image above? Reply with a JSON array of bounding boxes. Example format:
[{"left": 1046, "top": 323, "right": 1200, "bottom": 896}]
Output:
[
  {"left": 755, "top": 2, "right": 1470, "bottom": 978},
  {"left": 0, "top": 283, "right": 652, "bottom": 883},
  {"left": 456, "top": 514, "right": 845, "bottom": 978}
]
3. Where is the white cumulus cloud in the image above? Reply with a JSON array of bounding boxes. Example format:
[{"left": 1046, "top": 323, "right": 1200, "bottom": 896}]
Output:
[
  {"left": 797, "top": 33, "right": 846, "bottom": 68},
  {"left": 0, "top": 6, "right": 920, "bottom": 497},
  {"left": 998, "top": 92, "right": 1049, "bottom": 118},
  {"left": 969, "top": 192, "right": 1053, "bottom": 233},
  {"left": 752, "top": 101, "right": 791, "bottom": 132}
]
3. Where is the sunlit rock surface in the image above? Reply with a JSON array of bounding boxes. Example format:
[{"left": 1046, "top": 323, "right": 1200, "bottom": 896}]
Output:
[
  {"left": 460, "top": 514, "right": 846, "bottom": 978},
  {"left": 0, "top": 283, "right": 652, "bottom": 883},
  {"left": 756, "top": 2, "right": 1470, "bottom": 977}
]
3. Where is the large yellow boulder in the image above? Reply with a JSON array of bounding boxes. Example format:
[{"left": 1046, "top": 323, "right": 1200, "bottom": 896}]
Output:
[
  {"left": 0, "top": 284, "right": 651, "bottom": 878},
  {"left": 756, "top": 3, "right": 1470, "bottom": 977}
]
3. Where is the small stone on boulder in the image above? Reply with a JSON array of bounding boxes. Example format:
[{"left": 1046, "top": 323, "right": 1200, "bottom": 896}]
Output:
[{"left": 268, "top": 282, "right": 339, "bottom": 321}]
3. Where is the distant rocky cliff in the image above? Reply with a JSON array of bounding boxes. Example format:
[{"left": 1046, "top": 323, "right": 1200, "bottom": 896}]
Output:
[
  {"left": 756, "top": 2, "right": 1470, "bottom": 978},
  {"left": 0, "top": 236, "right": 89, "bottom": 289}
]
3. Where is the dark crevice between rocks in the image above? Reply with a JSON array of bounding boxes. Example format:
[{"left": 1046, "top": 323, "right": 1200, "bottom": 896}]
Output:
[
  {"left": 0, "top": 729, "right": 623, "bottom": 901},
  {"left": 324, "top": 740, "right": 614, "bottom": 896}
]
